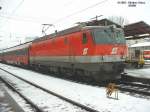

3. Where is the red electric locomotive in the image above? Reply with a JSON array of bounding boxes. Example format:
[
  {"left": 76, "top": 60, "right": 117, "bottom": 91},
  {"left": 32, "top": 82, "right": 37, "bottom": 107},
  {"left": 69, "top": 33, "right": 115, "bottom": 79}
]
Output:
[
  {"left": 0, "top": 24, "right": 127, "bottom": 82},
  {"left": 29, "top": 25, "right": 127, "bottom": 81}
]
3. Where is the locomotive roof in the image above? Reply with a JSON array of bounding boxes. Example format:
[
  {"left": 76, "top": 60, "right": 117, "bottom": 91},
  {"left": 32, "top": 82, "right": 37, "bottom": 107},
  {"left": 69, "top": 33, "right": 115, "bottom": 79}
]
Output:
[
  {"left": 33, "top": 25, "right": 121, "bottom": 43},
  {"left": 124, "top": 21, "right": 150, "bottom": 39},
  {"left": 33, "top": 25, "right": 81, "bottom": 42},
  {"left": 0, "top": 41, "right": 32, "bottom": 53},
  {"left": 0, "top": 25, "right": 121, "bottom": 53}
]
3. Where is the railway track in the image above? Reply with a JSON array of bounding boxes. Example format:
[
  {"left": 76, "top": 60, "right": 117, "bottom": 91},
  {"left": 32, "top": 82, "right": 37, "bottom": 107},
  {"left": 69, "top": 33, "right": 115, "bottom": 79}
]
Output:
[
  {"left": 0, "top": 67, "right": 99, "bottom": 112},
  {"left": 0, "top": 76, "right": 44, "bottom": 112},
  {"left": 117, "top": 81, "right": 150, "bottom": 96}
]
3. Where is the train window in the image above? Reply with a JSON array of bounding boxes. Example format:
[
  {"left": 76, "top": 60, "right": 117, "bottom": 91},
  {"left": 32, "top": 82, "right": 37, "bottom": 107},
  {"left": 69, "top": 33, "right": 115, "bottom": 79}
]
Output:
[
  {"left": 82, "top": 33, "right": 88, "bottom": 44},
  {"left": 115, "top": 31, "right": 126, "bottom": 44},
  {"left": 64, "top": 37, "right": 68, "bottom": 44},
  {"left": 93, "top": 29, "right": 112, "bottom": 44},
  {"left": 93, "top": 29, "right": 125, "bottom": 44}
]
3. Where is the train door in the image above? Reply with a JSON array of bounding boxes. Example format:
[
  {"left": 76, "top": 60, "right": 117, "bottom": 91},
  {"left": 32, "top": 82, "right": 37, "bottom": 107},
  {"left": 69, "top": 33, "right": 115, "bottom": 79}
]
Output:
[
  {"left": 68, "top": 31, "right": 90, "bottom": 63},
  {"left": 68, "top": 35, "right": 75, "bottom": 63},
  {"left": 82, "top": 32, "right": 89, "bottom": 56},
  {"left": 81, "top": 31, "right": 91, "bottom": 64}
]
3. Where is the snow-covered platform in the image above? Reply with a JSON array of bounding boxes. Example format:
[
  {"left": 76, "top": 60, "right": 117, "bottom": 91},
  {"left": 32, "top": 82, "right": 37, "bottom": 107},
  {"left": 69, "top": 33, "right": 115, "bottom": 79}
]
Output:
[
  {"left": 125, "top": 65, "right": 150, "bottom": 79},
  {"left": 123, "top": 65, "right": 150, "bottom": 83},
  {"left": 0, "top": 81, "right": 24, "bottom": 112}
]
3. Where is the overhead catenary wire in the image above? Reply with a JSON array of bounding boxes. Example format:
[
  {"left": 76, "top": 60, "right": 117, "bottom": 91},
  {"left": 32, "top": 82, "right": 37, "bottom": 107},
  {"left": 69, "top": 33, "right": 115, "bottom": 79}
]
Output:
[
  {"left": 0, "top": 0, "right": 108, "bottom": 25},
  {"left": 0, "top": 0, "right": 25, "bottom": 28},
  {"left": 0, "top": 0, "right": 109, "bottom": 40},
  {"left": 53, "top": 0, "right": 109, "bottom": 24},
  {"left": 0, "top": 14, "right": 43, "bottom": 24},
  {"left": 10, "top": 0, "right": 24, "bottom": 15}
]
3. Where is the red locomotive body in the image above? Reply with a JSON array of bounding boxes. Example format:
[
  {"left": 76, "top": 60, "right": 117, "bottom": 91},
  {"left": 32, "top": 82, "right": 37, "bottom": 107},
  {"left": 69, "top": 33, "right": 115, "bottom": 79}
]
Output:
[{"left": 29, "top": 26, "right": 127, "bottom": 81}]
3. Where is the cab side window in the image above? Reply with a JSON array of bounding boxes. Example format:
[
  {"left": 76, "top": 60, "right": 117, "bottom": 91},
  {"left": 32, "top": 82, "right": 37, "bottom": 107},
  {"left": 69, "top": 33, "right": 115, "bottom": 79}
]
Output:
[
  {"left": 82, "top": 33, "right": 88, "bottom": 44},
  {"left": 64, "top": 37, "right": 68, "bottom": 44}
]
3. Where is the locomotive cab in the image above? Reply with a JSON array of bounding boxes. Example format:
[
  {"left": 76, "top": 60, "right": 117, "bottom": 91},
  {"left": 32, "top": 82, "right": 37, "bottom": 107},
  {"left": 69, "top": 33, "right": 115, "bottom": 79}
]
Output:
[
  {"left": 92, "top": 26, "right": 126, "bottom": 46},
  {"left": 79, "top": 26, "right": 127, "bottom": 81},
  {"left": 89, "top": 26, "right": 126, "bottom": 62}
]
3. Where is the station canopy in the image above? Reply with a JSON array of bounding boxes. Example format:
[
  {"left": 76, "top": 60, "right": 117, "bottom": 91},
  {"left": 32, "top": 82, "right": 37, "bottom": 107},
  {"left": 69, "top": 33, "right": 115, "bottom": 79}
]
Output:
[
  {"left": 124, "top": 21, "right": 150, "bottom": 40},
  {"left": 85, "top": 19, "right": 150, "bottom": 40}
]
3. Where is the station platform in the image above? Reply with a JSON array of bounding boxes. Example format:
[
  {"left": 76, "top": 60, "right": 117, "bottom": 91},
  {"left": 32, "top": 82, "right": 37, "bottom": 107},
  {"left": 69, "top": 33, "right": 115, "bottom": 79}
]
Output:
[
  {"left": 123, "top": 65, "right": 150, "bottom": 84},
  {"left": 0, "top": 81, "right": 24, "bottom": 112}
]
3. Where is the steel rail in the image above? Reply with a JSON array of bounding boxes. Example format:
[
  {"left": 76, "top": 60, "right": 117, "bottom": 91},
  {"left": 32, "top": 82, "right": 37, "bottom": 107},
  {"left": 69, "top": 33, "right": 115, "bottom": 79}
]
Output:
[
  {"left": 118, "top": 86, "right": 150, "bottom": 96},
  {"left": 0, "top": 67, "right": 99, "bottom": 112},
  {"left": 120, "top": 81, "right": 150, "bottom": 88},
  {"left": 0, "top": 76, "right": 45, "bottom": 112},
  {"left": 118, "top": 82, "right": 150, "bottom": 96}
]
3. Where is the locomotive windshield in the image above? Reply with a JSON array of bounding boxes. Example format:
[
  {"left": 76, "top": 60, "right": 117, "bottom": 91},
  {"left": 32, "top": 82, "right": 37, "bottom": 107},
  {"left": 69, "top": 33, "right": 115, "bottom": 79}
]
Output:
[{"left": 92, "top": 28, "right": 126, "bottom": 44}]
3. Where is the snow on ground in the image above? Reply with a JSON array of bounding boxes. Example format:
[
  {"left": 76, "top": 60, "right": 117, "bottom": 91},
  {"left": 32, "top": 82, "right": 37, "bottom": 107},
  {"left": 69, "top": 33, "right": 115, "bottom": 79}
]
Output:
[
  {"left": 0, "top": 82, "right": 14, "bottom": 112},
  {"left": 0, "top": 70, "right": 85, "bottom": 112},
  {"left": 125, "top": 65, "right": 150, "bottom": 79},
  {"left": 0, "top": 63, "right": 150, "bottom": 112},
  {"left": 4, "top": 86, "right": 33, "bottom": 112}
]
